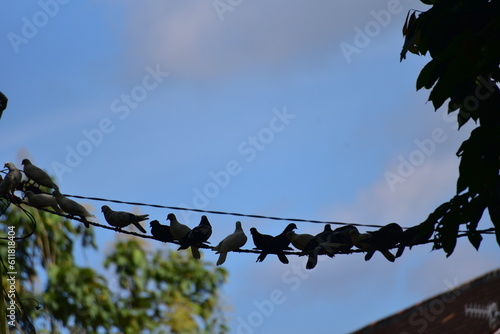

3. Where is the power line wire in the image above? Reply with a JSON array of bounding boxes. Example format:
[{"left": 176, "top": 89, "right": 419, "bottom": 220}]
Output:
[{"left": 63, "top": 193, "right": 409, "bottom": 229}]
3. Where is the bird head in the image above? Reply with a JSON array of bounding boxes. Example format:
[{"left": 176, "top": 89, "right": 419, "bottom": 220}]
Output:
[
  {"left": 21, "top": 159, "right": 31, "bottom": 166},
  {"left": 167, "top": 213, "right": 176, "bottom": 221},
  {"left": 285, "top": 223, "right": 297, "bottom": 232},
  {"left": 324, "top": 224, "right": 332, "bottom": 232},
  {"left": 4, "top": 162, "right": 15, "bottom": 170},
  {"left": 101, "top": 205, "right": 110, "bottom": 213},
  {"left": 150, "top": 220, "right": 159, "bottom": 227},
  {"left": 200, "top": 215, "right": 210, "bottom": 225},
  {"left": 250, "top": 227, "right": 258, "bottom": 235}
]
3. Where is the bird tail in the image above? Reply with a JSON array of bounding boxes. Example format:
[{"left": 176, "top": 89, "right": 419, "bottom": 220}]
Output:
[
  {"left": 381, "top": 250, "right": 396, "bottom": 262},
  {"left": 364, "top": 249, "right": 375, "bottom": 261},
  {"left": 306, "top": 249, "right": 319, "bottom": 270},
  {"left": 137, "top": 214, "right": 149, "bottom": 221},
  {"left": 395, "top": 245, "right": 405, "bottom": 258},
  {"left": 52, "top": 205, "right": 65, "bottom": 214},
  {"left": 133, "top": 222, "right": 147, "bottom": 233},
  {"left": 216, "top": 252, "right": 227, "bottom": 266},
  {"left": 191, "top": 247, "right": 201, "bottom": 260},
  {"left": 277, "top": 252, "right": 289, "bottom": 264},
  {"left": 256, "top": 252, "right": 267, "bottom": 262}
]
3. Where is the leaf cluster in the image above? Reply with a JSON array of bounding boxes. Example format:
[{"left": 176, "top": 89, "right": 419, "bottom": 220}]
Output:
[{"left": 401, "top": 0, "right": 500, "bottom": 255}]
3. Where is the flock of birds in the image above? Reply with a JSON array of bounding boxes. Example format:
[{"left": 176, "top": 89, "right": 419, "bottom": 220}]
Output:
[{"left": 1, "top": 160, "right": 435, "bottom": 269}]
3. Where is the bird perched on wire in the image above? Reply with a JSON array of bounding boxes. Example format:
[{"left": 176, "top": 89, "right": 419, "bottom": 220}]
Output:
[
  {"left": 300, "top": 224, "right": 333, "bottom": 256},
  {"left": 320, "top": 225, "right": 359, "bottom": 256},
  {"left": 0, "top": 91, "right": 7, "bottom": 119},
  {"left": 286, "top": 231, "right": 314, "bottom": 251},
  {"left": 101, "top": 205, "right": 148, "bottom": 233},
  {"left": 150, "top": 220, "right": 175, "bottom": 243},
  {"left": 300, "top": 224, "right": 358, "bottom": 270},
  {"left": 2, "top": 162, "right": 22, "bottom": 194},
  {"left": 359, "top": 222, "right": 404, "bottom": 262},
  {"left": 251, "top": 223, "right": 297, "bottom": 264},
  {"left": 167, "top": 213, "right": 191, "bottom": 241},
  {"left": 21, "top": 159, "right": 59, "bottom": 191},
  {"left": 177, "top": 215, "right": 212, "bottom": 259},
  {"left": 396, "top": 222, "right": 434, "bottom": 258},
  {"left": 213, "top": 221, "right": 248, "bottom": 266},
  {"left": 53, "top": 190, "right": 95, "bottom": 228},
  {"left": 24, "top": 190, "right": 63, "bottom": 213}
]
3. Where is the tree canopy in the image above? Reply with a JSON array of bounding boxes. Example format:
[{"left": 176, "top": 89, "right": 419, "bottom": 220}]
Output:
[
  {"left": 401, "top": 0, "right": 500, "bottom": 255},
  {"left": 1, "top": 200, "right": 228, "bottom": 334}
]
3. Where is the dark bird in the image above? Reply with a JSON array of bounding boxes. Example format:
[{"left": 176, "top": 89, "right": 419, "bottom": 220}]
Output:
[
  {"left": 361, "top": 223, "right": 404, "bottom": 262},
  {"left": 0, "top": 91, "right": 7, "bottom": 119},
  {"left": 213, "top": 221, "right": 247, "bottom": 266},
  {"left": 22, "top": 159, "right": 59, "bottom": 190},
  {"left": 251, "top": 223, "right": 297, "bottom": 264},
  {"left": 301, "top": 225, "right": 358, "bottom": 270},
  {"left": 300, "top": 224, "right": 333, "bottom": 255},
  {"left": 396, "top": 222, "right": 434, "bottom": 258},
  {"left": 178, "top": 215, "right": 212, "bottom": 260},
  {"left": 150, "top": 220, "right": 175, "bottom": 243},
  {"left": 101, "top": 205, "right": 148, "bottom": 233}
]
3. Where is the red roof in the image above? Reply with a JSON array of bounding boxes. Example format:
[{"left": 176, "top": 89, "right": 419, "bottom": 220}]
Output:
[{"left": 351, "top": 269, "right": 500, "bottom": 334}]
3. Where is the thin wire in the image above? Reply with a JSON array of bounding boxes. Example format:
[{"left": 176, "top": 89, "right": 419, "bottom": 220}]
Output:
[{"left": 63, "top": 193, "right": 409, "bottom": 229}]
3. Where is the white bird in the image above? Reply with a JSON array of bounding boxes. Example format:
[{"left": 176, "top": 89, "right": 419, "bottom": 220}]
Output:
[
  {"left": 213, "top": 221, "right": 247, "bottom": 266},
  {"left": 3, "top": 162, "right": 22, "bottom": 194},
  {"left": 24, "top": 190, "right": 63, "bottom": 213},
  {"left": 166, "top": 213, "right": 191, "bottom": 241},
  {"left": 101, "top": 205, "right": 148, "bottom": 233},
  {"left": 22, "top": 159, "right": 59, "bottom": 190},
  {"left": 53, "top": 190, "right": 95, "bottom": 228}
]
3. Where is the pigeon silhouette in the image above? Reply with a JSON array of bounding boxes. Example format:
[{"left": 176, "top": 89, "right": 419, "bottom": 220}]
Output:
[
  {"left": 22, "top": 159, "right": 59, "bottom": 190},
  {"left": 101, "top": 205, "right": 148, "bottom": 233},
  {"left": 396, "top": 222, "right": 434, "bottom": 258},
  {"left": 213, "top": 221, "right": 247, "bottom": 266},
  {"left": 320, "top": 225, "right": 359, "bottom": 256},
  {"left": 251, "top": 223, "right": 297, "bottom": 264},
  {"left": 53, "top": 190, "right": 95, "bottom": 228},
  {"left": 24, "top": 190, "right": 63, "bottom": 213},
  {"left": 300, "top": 224, "right": 333, "bottom": 255},
  {"left": 301, "top": 225, "right": 358, "bottom": 269},
  {"left": 150, "top": 220, "right": 175, "bottom": 243},
  {"left": 362, "top": 223, "right": 404, "bottom": 262},
  {"left": 178, "top": 215, "right": 212, "bottom": 260}
]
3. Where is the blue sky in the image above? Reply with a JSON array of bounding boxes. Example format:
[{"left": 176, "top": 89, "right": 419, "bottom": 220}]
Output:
[{"left": 1, "top": 1, "right": 499, "bottom": 333}]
